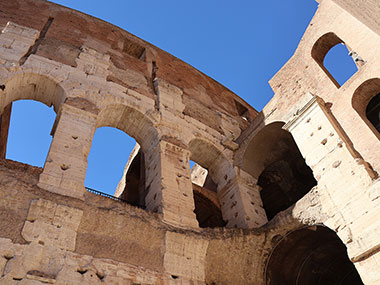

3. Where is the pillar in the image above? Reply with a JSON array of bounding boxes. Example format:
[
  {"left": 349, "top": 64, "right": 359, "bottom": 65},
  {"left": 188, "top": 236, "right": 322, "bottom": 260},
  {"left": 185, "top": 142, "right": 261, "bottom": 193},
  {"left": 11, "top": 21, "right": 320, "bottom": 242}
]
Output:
[
  {"left": 38, "top": 104, "right": 97, "bottom": 200},
  {"left": 217, "top": 166, "right": 268, "bottom": 228},
  {"left": 144, "top": 139, "right": 198, "bottom": 228},
  {"left": 0, "top": 103, "right": 12, "bottom": 158}
]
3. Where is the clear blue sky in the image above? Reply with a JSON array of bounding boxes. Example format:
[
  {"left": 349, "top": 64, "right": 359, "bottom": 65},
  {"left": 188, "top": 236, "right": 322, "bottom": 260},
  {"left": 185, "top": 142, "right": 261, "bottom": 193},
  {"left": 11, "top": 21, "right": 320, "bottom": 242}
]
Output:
[{"left": 6, "top": 0, "right": 358, "bottom": 195}]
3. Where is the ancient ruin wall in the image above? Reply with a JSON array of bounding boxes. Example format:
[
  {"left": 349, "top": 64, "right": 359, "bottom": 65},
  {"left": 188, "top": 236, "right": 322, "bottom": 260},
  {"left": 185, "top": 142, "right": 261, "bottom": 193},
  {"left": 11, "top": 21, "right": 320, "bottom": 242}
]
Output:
[
  {"left": 0, "top": 0, "right": 269, "bottom": 231},
  {"left": 234, "top": 0, "right": 380, "bottom": 283},
  {"left": 0, "top": 0, "right": 380, "bottom": 284}
]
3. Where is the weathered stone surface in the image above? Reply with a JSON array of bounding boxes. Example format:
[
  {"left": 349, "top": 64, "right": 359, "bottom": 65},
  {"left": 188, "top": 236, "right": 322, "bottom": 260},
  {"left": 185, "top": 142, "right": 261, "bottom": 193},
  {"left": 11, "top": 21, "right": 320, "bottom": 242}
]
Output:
[{"left": 0, "top": 0, "right": 379, "bottom": 284}]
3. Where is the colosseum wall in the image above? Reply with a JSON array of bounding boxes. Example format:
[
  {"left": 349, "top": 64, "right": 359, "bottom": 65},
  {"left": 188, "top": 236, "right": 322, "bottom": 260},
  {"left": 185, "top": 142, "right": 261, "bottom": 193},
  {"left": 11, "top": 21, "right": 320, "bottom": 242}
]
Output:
[{"left": 0, "top": 0, "right": 379, "bottom": 284}]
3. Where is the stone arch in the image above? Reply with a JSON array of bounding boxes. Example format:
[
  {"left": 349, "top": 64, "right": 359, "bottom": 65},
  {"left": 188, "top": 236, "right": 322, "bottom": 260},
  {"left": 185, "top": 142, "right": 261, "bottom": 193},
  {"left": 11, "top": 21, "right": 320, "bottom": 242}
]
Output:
[
  {"left": 0, "top": 72, "right": 65, "bottom": 159},
  {"left": 96, "top": 103, "right": 158, "bottom": 151},
  {"left": 188, "top": 138, "right": 230, "bottom": 227},
  {"left": 88, "top": 103, "right": 159, "bottom": 207},
  {"left": 242, "top": 122, "right": 317, "bottom": 220},
  {"left": 311, "top": 32, "right": 357, "bottom": 88},
  {"left": 312, "top": 33, "right": 343, "bottom": 65},
  {"left": 188, "top": 138, "right": 230, "bottom": 182},
  {"left": 265, "top": 225, "right": 363, "bottom": 285},
  {"left": 352, "top": 78, "right": 380, "bottom": 140},
  {"left": 1, "top": 72, "right": 65, "bottom": 113}
]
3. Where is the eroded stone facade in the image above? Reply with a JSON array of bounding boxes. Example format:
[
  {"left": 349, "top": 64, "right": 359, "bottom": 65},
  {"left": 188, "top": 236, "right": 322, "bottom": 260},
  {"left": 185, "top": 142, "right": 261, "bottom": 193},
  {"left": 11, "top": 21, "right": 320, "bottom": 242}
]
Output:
[{"left": 0, "top": 0, "right": 379, "bottom": 284}]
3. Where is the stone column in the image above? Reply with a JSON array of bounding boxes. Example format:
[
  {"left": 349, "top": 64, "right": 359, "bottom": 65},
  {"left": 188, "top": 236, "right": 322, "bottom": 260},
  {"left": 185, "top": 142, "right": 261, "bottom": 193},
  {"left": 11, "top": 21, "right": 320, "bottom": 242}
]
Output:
[
  {"left": 283, "top": 93, "right": 379, "bottom": 283},
  {"left": 217, "top": 166, "right": 268, "bottom": 229},
  {"left": 0, "top": 103, "right": 12, "bottom": 158},
  {"left": 38, "top": 104, "right": 97, "bottom": 200},
  {"left": 144, "top": 139, "right": 199, "bottom": 229}
]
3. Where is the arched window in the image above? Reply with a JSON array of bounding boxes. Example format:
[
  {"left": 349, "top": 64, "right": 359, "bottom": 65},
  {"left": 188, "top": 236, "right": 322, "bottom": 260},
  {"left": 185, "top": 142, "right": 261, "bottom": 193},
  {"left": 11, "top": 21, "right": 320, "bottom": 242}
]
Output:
[
  {"left": 312, "top": 33, "right": 360, "bottom": 88},
  {"left": 85, "top": 127, "right": 147, "bottom": 207},
  {"left": 366, "top": 93, "right": 380, "bottom": 133},
  {"left": 5, "top": 100, "right": 56, "bottom": 166},
  {"left": 190, "top": 162, "right": 223, "bottom": 228},
  {"left": 86, "top": 104, "right": 158, "bottom": 209},
  {"left": 0, "top": 73, "right": 64, "bottom": 167},
  {"left": 189, "top": 140, "right": 227, "bottom": 228},
  {"left": 242, "top": 122, "right": 317, "bottom": 221}
]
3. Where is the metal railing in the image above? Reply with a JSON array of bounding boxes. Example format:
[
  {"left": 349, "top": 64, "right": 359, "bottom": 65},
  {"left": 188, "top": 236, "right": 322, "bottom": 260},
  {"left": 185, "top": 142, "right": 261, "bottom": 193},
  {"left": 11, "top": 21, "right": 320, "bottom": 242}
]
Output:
[{"left": 85, "top": 187, "right": 128, "bottom": 203}]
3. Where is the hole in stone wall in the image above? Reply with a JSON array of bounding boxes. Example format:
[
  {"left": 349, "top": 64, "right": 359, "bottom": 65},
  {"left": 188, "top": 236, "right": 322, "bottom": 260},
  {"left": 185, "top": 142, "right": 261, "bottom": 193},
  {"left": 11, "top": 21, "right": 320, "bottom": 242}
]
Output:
[
  {"left": 123, "top": 37, "right": 146, "bottom": 61},
  {"left": 323, "top": 43, "right": 358, "bottom": 87},
  {"left": 234, "top": 99, "right": 250, "bottom": 121},
  {"left": 96, "top": 271, "right": 105, "bottom": 280},
  {"left": 3, "top": 254, "right": 14, "bottom": 260},
  {"left": 352, "top": 78, "right": 380, "bottom": 140},
  {"left": 77, "top": 268, "right": 88, "bottom": 275},
  {"left": 366, "top": 93, "right": 380, "bottom": 134},
  {"left": 190, "top": 161, "right": 225, "bottom": 228},
  {"left": 243, "top": 122, "right": 317, "bottom": 221},
  {"left": 4, "top": 100, "right": 56, "bottom": 167},
  {"left": 265, "top": 226, "right": 363, "bottom": 285},
  {"left": 312, "top": 33, "right": 360, "bottom": 88},
  {"left": 85, "top": 127, "right": 147, "bottom": 207},
  {"left": 258, "top": 155, "right": 316, "bottom": 220}
]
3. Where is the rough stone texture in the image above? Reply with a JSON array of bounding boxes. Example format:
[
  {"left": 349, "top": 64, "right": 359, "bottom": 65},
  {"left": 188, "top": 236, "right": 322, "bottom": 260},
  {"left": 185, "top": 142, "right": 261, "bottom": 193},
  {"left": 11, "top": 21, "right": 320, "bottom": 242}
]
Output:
[
  {"left": 0, "top": 0, "right": 379, "bottom": 284},
  {"left": 190, "top": 164, "right": 208, "bottom": 187}
]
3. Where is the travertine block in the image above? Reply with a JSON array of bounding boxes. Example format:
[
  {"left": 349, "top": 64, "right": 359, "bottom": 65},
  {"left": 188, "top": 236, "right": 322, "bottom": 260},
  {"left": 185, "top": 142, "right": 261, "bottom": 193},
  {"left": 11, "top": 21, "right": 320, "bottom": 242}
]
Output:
[
  {"left": 75, "top": 46, "right": 110, "bottom": 79},
  {"left": 0, "top": 22, "right": 39, "bottom": 63},
  {"left": 21, "top": 199, "right": 83, "bottom": 251},
  {"left": 164, "top": 232, "right": 208, "bottom": 281}
]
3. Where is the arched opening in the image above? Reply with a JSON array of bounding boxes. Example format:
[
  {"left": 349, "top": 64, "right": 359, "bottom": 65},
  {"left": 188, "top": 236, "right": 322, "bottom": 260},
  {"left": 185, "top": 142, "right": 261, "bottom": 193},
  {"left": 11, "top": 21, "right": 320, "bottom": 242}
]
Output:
[
  {"left": 242, "top": 122, "right": 317, "bottom": 221},
  {"left": 352, "top": 78, "right": 380, "bottom": 139},
  {"left": 189, "top": 139, "right": 227, "bottom": 228},
  {"left": 5, "top": 100, "right": 55, "bottom": 167},
  {"left": 84, "top": 127, "right": 146, "bottom": 206},
  {"left": 265, "top": 226, "right": 363, "bottom": 284},
  {"left": 86, "top": 104, "right": 157, "bottom": 208},
  {"left": 0, "top": 73, "right": 64, "bottom": 166},
  {"left": 190, "top": 162, "right": 222, "bottom": 228},
  {"left": 312, "top": 33, "right": 359, "bottom": 88},
  {"left": 366, "top": 93, "right": 380, "bottom": 133},
  {"left": 115, "top": 143, "right": 146, "bottom": 207}
]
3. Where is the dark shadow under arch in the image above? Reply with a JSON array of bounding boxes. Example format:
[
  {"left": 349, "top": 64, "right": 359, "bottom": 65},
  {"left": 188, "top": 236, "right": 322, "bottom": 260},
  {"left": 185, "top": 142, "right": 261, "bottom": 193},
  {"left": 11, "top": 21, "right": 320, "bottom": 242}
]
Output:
[
  {"left": 117, "top": 145, "right": 147, "bottom": 208},
  {"left": 352, "top": 78, "right": 380, "bottom": 139},
  {"left": 189, "top": 138, "right": 228, "bottom": 228},
  {"left": 366, "top": 93, "right": 380, "bottom": 133},
  {"left": 192, "top": 184, "right": 226, "bottom": 228},
  {"left": 243, "top": 122, "right": 317, "bottom": 220},
  {"left": 265, "top": 226, "right": 363, "bottom": 285}
]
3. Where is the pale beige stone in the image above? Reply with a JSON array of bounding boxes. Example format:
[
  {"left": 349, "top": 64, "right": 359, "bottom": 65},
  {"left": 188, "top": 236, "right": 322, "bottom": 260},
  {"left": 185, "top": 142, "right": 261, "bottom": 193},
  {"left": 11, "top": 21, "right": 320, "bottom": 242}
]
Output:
[{"left": 0, "top": 0, "right": 379, "bottom": 284}]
